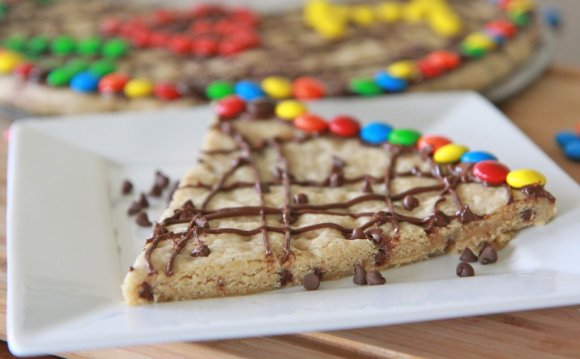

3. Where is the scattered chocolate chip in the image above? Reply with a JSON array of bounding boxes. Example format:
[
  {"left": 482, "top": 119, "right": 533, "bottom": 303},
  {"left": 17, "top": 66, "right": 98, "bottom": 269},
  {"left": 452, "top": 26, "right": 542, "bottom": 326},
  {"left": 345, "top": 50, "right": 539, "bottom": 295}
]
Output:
[
  {"left": 313, "top": 267, "right": 323, "bottom": 280},
  {"left": 138, "top": 282, "right": 154, "bottom": 301},
  {"left": 458, "top": 205, "right": 479, "bottom": 224},
  {"left": 353, "top": 265, "right": 367, "bottom": 285},
  {"left": 362, "top": 177, "right": 374, "bottom": 193},
  {"left": 149, "top": 184, "right": 163, "bottom": 197},
  {"left": 303, "top": 272, "right": 321, "bottom": 291},
  {"left": 191, "top": 244, "right": 210, "bottom": 257},
  {"left": 129, "top": 266, "right": 134, "bottom": 272},
  {"left": 460, "top": 248, "right": 478, "bottom": 263},
  {"left": 136, "top": 212, "right": 152, "bottom": 227},
  {"left": 127, "top": 200, "right": 143, "bottom": 216},
  {"left": 247, "top": 99, "right": 275, "bottom": 119},
  {"left": 294, "top": 193, "right": 309, "bottom": 204},
  {"left": 366, "top": 270, "right": 387, "bottom": 285},
  {"left": 364, "top": 228, "right": 384, "bottom": 244},
  {"left": 349, "top": 227, "right": 366, "bottom": 240},
  {"left": 139, "top": 193, "right": 149, "bottom": 208},
  {"left": 520, "top": 209, "right": 535, "bottom": 222},
  {"left": 403, "top": 195, "right": 419, "bottom": 211},
  {"left": 479, "top": 246, "right": 498, "bottom": 265},
  {"left": 121, "top": 180, "right": 133, "bottom": 195},
  {"left": 167, "top": 182, "right": 179, "bottom": 204},
  {"left": 279, "top": 268, "right": 293, "bottom": 287},
  {"left": 154, "top": 170, "right": 170, "bottom": 189},
  {"left": 183, "top": 200, "right": 195, "bottom": 210},
  {"left": 478, "top": 242, "right": 490, "bottom": 257},
  {"left": 456, "top": 262, "right": 475, "bottom": 277},
  {"left": 328, "top": 172, "right": 344, "bottom": 187}
]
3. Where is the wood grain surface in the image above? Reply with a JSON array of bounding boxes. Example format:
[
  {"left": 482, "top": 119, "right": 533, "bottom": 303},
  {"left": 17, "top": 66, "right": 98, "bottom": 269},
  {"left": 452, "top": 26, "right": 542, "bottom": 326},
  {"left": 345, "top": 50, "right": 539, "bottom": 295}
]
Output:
[{"left": 0, "top": 67, "right": 579, "bottom": 359}]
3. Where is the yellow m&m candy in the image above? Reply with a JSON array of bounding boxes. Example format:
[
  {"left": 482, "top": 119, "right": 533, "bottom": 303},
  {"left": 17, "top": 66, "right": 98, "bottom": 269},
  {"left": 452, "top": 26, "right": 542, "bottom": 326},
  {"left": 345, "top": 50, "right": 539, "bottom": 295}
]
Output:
[
  {"left": 0, "top": 51, "right": 22, "bottom": 74},
  {"left": 433, "top": 144, "right": 469, "bottom": 164},
  {"left": 275, "top": 100, "right": 308, "bottom": 120},
  {"left": 314, "top": 18, "right": 346, "bottom": 40},
  {"left": 351, "top": 5, "right": 375, "bottom": 27},
  {"left": 124, "top": 79, "right": 153, "bottom": 98},
  {"left": 506, "top": 169, "right": 547, "bottom": 188},
  {"left": 376, "top": 2, "right": 401, "bottom": 23},
  {"left": 261, "top": 76, "right": 292, "bottom": 99},
  {"left": 387, "top": 60, "right": 418, "bottom": 80},
  {"left": 304, "top": 0, "right": 331, "bottom": 27},
  {"left": 429, "top": 12, "right": 463, "bottom": 37},
  {"left": 464, "top": 32, "right": 497, "bottom": 50},
  {"left": 402, "top": 2, "right": 428, "bottom": 23}
]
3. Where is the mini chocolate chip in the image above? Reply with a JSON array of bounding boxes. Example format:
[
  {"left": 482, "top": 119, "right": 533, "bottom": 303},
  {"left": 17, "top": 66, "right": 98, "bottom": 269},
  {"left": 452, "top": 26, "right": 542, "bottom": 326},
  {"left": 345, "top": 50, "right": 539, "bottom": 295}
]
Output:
[
  {"left": 247, "top": 99, "right": 275, "bottom": 119},
  {"left": 303, "top": 273, "right": 321, "bottom": 291},
  {"left": 294, "top": 193, "right": 309, "bottom": 204},
  {"left": 364, "top": 228, "right": 384, "bottom": 243},
  {"left": 362, "top": 177, "right": 374, "bottom": 193},
  {"left": 136, "top": 212, "right": 152, "bottom": 227},
  {"left": 127, "top": 201, "right": 142, "bottom": 216},
  {"left": 349, "top": 227, "right": 366, "bottom": 240},
  {"left": 479, "top": 246, "right": 498, "bottom": 265},
  {"left": 149, "top": 184, "right": 163, "bottom": 197},
  {"left": 458, "top": 206, "right": 479, "bottom": 224},
  {"left": 279, "top": 269, "right": 293, "bottom": 287},
  {"left": 520, "top": 209, "right": 535, "bottom": 222},
  {"left": 456, "top": 262, "right": 475, "bottom": 277},
  {"left": 313, "top": 267, "right": 323, "bottom": 279},
  {"left": 403, "top": 195, "right": 419, "bottom": 211},
  {"left": 138, "top": 282, "right": 154, "bottom": 301},
  {"left": 183, "top": 200, "right": 195, "bottom": 210},
  {"left": 139, "top": 193, "right": 149, "bottom": 208},
  {"left": 154, "top": 170, "right": 170, "bottom": 189},
  {"left": 129, "top": 266, "right": 134, "bottom": 272},
  {"left": 478, "top": 242, "right": 490, "bottom": 257},
  {"left": 366, "top": 270, "right": 387, "bottom": 285},
  {"left": 460, "top": 248, "right": 478, "bottom": 263},
  {"left": 121, "top": 180, "right": 133, "bottom": 195},
  {"left": 328, "top": 172, "right": 344, "bottom": 187},
  {"left": 353, "top": 265, "right": 367, "bottom": 285},
  {"left": 191, "top": 244, "right": 210, "bottom": 257}
]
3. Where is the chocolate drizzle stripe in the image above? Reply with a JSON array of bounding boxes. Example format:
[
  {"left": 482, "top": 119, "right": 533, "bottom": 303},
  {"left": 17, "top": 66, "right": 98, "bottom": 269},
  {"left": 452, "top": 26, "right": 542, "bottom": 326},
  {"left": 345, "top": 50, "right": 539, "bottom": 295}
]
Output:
[{"left": 270, "top": 138, "right": 294, "bottom": 262}]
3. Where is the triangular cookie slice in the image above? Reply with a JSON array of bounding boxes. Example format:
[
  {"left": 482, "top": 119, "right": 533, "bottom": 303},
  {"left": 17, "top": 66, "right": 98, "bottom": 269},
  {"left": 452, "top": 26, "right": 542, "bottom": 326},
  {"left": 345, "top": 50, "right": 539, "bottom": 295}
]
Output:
[{"left": 122, "top": 98, "right": 556, "bottom": 305}]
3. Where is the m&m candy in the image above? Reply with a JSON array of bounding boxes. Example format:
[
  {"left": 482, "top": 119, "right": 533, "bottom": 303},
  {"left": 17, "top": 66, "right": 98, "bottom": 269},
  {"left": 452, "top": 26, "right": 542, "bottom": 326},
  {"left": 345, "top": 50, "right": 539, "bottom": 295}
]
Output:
[
  {"left": 374, "top": 71, "right": 407, "bottom": 92},
  {"left": 329, "top": 115, "right": 360, "bottom": 137},
  {"left": 206, "top": 81, "right": 235, "bottom": 100},
  {"left": 70, "top": 72, "right": 99, "bottom": 92},
  {"left": 0, "top": 51, "right": 22, "bottom": 74},
  {"left": 216, "top": 95, "right": 245, "bottom": 119},
  {"left": 292, "top": 77, "right": 325, "bottom": 100},
  {"left": 102, "top": 38, "right": 130, "bottom": 58},
  {"left": 433, "top": 144, "right": 469, "bottom": 164},
  {"left": 426, "top": 51, "right": 461, "bottom": 71},
  {"left": 89, "top": 59, "right": 116, "bottom": 77},
  {"left": 461, "top": 151, "right": 497, "bottom": 163},
  {"left": 564, "top": 142, "right": 580, "bottom": 161},
  {"left": 3, "top": 34, "right": 26, "bottom": 51},
  {"left": 26, "top": 36, "right": 49, "bottom": 55},
  {"left": 388, "top": 128, "right": 421, "bottom": 146},
  {"left": 555, "top": 130, "right": 580, "bottom": 161},
  {"left": 46, "top": 67, "right": 73, "bottom": 86},
  {"left": 13, "top": 63, "right": 34, "bottom": 79},
  {"left": 124, "top": 79, "right": 154, "bottom": 98},
  {"left": 275, "top": 100, "right": 307, "bottom": 120},
  {"left": 360, "top": 122, "right": 393, "bottom": 144},
  {"left": 417, "top": 135, "right": 452, "bottom": 153},
  {"left": 387, "top": 60, "right": 418, "bottom": 80},
  {"left": 472, "top": 160, "right": 509, "bottom": 185},
  {"left": 77, "top": 36, "right": 103, "bottom": 56},
  {"left": 65, "top": 58, "right": 89, "bottom": 74},
  {"left": 154, "top": 83, "right": 181, "bottom": 101},
  {"left": 51, "top": 35, "right": 76, "bottom": 56},
  {"left": 98, "top": 73, "right": 129, "bottom": 94},
  {"left": 261, "top": 76, "right": 292, "bottom": 99},
  {"left": 350, "top": 78, "right": 382, "bottom": 96},
  {"left": 485, "top": 20, "right": 518, "bottom": 38},
  {"left": 294, "top": 113, "right": 328, "bottom": 133},
  {"left": 506, "top": 169, "right": 546, "bottom": 188},
  {"left": 235, "top": 80, "right": 264, "bottom": 101}
]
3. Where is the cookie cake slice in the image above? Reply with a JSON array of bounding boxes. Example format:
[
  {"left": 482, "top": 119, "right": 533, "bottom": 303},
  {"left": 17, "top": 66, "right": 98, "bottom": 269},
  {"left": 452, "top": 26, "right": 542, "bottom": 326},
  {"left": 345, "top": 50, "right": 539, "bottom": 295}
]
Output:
[{"left": 122, "top": 97, "right": 556, "bottom": 305}]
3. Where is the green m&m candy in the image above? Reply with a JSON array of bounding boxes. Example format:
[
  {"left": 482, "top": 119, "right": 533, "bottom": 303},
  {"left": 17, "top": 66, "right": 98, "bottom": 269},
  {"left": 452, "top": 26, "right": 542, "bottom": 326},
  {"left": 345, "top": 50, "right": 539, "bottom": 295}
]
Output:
[
  {"left": 77, "top": 36, "right": 103, "bottom": 56},
  {"left": 349, "top": 78, "right": 382, "bottom": 96},
  {"left": 509, "top": 10, "right": 530, "bottom": 27},
  {"left": 388, "top": 128, "right": 422, "bottom": 147},
  {"left": 102, "top": 38, "right": 129, "bottom": 58},
  {"left": 65, "top": 58, "right": 89, "bottom": 74},
  {"left": 88, "top": 59, "right": 116, "bottom": 77},
  {"left": 51, "top": 35, "right": 76, "bottom": 55},
  {"left": 4, "top": 34, "right": 26, "bottom": 51},
  {"left": 46, "top": 67, "right": 73, "bottom": 86},
  {"left": 26, "top": 36, "right": 49, "bottom": 55},
  {"left": 206, "top": 81, "right": 235, "bottom": 100},
  {"left": 460, "top": 43, "right": 486, "bottom": 59}
]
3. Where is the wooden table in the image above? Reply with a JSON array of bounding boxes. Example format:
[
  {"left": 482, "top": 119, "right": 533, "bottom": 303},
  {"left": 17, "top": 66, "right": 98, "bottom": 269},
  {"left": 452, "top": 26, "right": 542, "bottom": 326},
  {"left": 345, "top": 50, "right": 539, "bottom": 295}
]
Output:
[{"left": 0, "top": 67, "right": 579, "bottom": 359}]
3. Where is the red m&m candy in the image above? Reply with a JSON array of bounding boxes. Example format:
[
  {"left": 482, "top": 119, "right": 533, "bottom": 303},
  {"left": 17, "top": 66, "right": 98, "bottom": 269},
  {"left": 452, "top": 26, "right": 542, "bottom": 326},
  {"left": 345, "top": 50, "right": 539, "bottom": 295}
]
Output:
[
  {"left": 329, "top": 115, "right": 360, "bottom": 137},
  {"left": 149, "top": 32, "right": 171, "bottom": 48},
  {"left": 101, "top": 18, "right": 122, "bottom": 35},
  {"left": 152, "top": 9, "right": 174, "bottom": 25},
  {"left": 417, "top": 135, "right": 452, "bottom": 153},
  {"left": 293, "top": 77, "right": 325, "bottom": 100},
  {"left": 154, "top": 83, "right": 181, "bottom": 101},
  {"left": 294, "top": 113, "right": 328, "bottom": 133},
  {"left": 426, "top": 51, "right": 461, "bottom": 72},
  {"left": 168, "top": 36, "right": 192, "bottom": 54},
  {"left": 98, "top": 73, "right": 129, "bottom": 94},
  {"left": 472, "top": 160, "right": 510, "bottom": 185},
  {"left": 216, "top": 95, "right": 245, "bottom": 119},
  {"left": 190, "top": 20, "right": 213, "bottom": 34},
  {"left": 485, "top": 20, "right": 517, "bottom": 38},
  {"left": 418, "top": 59, "right": 442, "bottom": 79},
  {"left": 230, "top": 8, "right": 260, "bottom": 27},
  {"left": 13, "top": 63, "right": 34, "bottom": 79},
  {"left": 193, "top": 38, "right": 218, "bottom": 57}
]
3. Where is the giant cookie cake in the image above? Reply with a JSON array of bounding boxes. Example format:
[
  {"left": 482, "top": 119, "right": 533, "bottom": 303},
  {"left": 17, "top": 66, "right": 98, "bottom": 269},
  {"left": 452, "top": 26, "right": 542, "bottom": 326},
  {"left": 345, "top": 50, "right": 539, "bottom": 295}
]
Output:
[
  {"left": 0, "top": 0, "right": 539, "bottom": 115},
  {"left": 122, "top": 96, "right": 556, "bottom": 305}
]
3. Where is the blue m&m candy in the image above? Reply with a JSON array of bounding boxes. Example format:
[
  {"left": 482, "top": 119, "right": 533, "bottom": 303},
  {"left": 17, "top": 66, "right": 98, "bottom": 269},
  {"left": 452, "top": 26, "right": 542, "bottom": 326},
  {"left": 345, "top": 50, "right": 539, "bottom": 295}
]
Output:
[
  {"left": 543, "top": 7, "right": 562, "bottom": 29},
  {"left": 461, "top": 151, "right": 497, "bottom": 163},
  {"left": 564, "top": 141, "right": 580, "bottom": 161},
  {"left": 70, "top": 71, "right": 99, "bottom": 92},
  {"left": 374, "top": 71, "right": 407, "bottom": 92},
  {"left": 555, "top": 131, "right": 577, "bottom": 147},
  {"left": 360, "top": 122, "right": 393, "bottom": 144},
  {"left": 235, "top": 80, "right": 264, "bottom": 101}
]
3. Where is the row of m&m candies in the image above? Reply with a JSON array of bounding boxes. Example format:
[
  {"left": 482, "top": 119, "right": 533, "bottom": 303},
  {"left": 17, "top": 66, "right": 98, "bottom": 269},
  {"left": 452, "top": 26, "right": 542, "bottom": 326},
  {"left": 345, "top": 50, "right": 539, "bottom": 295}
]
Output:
[
  {"left": 2, "top": 34, "right": 130, "bottom": 58},
  {"left": 205, "top": 76, "right": 326, "bottom": 101}
]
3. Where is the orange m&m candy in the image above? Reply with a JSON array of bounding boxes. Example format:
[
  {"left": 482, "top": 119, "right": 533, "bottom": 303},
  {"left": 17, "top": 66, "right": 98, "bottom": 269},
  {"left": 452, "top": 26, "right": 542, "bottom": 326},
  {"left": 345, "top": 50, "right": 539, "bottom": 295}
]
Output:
[
  {"left": 292, "top": 77, "right": 325, "bottom": 100},
  {"left": 417, "top": 135, "right": 452, "bottom": 153},
  {"left": 98, "top": 73, "right": 129, "bottom": 94},
  {"left": 294, "top": 113, "right": 328, "bottom": 133},
  {"left": 426, "top": 51, "right": 461, "bottom": 72}
]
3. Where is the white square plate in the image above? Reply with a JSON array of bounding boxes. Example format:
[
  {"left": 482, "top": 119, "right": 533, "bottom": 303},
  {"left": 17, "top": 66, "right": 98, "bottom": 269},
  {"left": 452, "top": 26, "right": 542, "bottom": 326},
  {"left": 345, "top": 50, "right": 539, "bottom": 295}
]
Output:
[{"left": 7, "top": 92, "right": 580, "bottom": 356}]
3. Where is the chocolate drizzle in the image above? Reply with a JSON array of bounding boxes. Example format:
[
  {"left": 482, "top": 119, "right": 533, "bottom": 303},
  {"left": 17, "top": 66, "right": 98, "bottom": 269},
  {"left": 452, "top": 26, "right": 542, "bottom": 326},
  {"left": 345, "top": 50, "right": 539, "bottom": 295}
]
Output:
[{"left": 139, "top": 116, "right": 538, "bottom": 276}]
